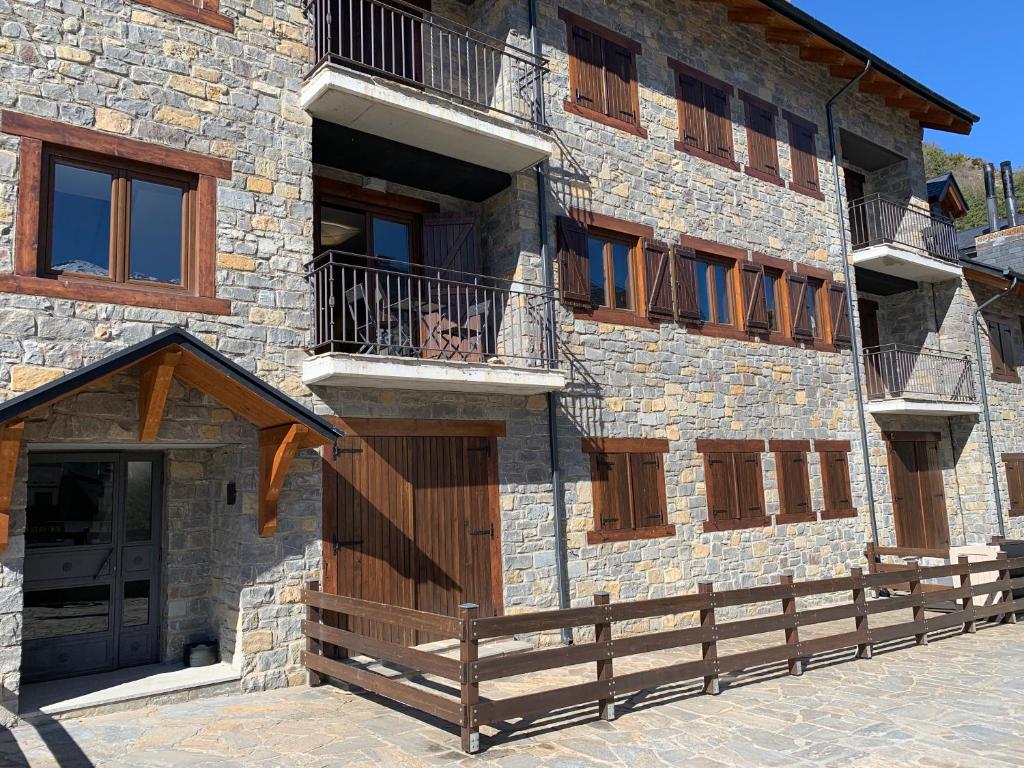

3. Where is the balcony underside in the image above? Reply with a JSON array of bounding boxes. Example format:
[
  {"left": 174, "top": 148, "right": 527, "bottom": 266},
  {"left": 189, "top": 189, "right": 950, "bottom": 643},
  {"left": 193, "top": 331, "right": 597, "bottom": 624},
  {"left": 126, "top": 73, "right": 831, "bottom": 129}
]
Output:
[
  {"left": 301, "top": 64, "right": 553, "bottom": 175},
  {"left": 851, "top": 244, "right": 962, "bottom": 284},
  {"left": 867, "top": 399, "right": 981, "bottom": 417},
  {"left": 303, "top": 354, "right": 566, "bottom": 394}
]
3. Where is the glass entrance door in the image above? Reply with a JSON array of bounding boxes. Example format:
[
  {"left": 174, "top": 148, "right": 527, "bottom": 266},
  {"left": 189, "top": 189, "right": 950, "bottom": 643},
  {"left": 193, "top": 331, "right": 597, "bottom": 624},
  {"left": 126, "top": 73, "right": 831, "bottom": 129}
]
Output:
[{"left": 22, "top": 453, "right": 162, "bottom": 683}]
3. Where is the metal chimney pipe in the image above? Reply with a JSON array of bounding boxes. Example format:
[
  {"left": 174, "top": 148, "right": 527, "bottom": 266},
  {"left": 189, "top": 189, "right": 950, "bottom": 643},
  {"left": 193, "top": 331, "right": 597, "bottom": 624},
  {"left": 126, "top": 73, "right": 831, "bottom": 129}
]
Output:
[
  {"left": 1001, "top": 161, "right": 1019, "bottom": 228},
  {"left": 985, "top": 163, "right": 1000, "bottom": 232}
]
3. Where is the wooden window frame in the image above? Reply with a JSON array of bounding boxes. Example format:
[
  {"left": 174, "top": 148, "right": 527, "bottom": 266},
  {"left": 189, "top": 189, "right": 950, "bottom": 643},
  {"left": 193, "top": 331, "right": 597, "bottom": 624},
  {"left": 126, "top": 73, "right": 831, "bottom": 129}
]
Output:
[
  {"left": 133, "top": 0, "right": 234, "bottom": 32},
  {"left": 696, "top": 438, "right": 769, "bottom": 533},
  {"left": 770, "top": 439, "right": 815, "bottom": 524},
  {"left": 739, "top": 90, "right": 783, "bottom": 187},
  {"left": 668, "top": 58, "right": 738, "bottom": 172},
  {"left": 1002, "top": 452, "right": 1024, "bottom": 517},
  {"left": 1, "top": 111, "right": 231, "bottom": 314},
  {"left": 987, "top": 317, "right": 1019, "bottom": 383},
  {"left": 558, "top": 8, "right": 647, "bottom": 139},
  {"left": 589, "top": 229, "right": 638, "bottom": 313},
  {"left": 569, "top": 210, "right": 656, "bottom": 329},
  {"left": 582, "top": 437, "right": 674, "bottom": 544},
  {"left": 817, "top": 439, "right": 856, "bottom": 520},
  {"left": 783, "top": 109, "right": 823, "bottom": 201}
]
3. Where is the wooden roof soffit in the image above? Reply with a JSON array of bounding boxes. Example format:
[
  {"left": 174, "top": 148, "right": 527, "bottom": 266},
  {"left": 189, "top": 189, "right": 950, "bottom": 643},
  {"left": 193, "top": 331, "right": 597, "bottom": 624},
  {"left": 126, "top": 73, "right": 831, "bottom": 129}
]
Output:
[
  {"left": 259, "top": 423, "right": 324, "bottom": 537},
  {"left": 0, "top": 422, "right": 24, "bottom": 555},
  {"left": 695, "top": 0, "right": 973, "bottom": 135}
]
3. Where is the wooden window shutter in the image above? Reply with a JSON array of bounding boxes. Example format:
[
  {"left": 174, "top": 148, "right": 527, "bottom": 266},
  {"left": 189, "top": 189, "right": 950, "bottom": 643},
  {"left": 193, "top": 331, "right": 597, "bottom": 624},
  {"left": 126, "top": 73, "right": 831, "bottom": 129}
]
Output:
[
  {"left": 828, "top": 283, "right": 852, "bottom": 344},
  {"left": 603, "top": 40, "right": 636, "bottom": 124},
  {"left": 746, "top": 102, "right": 778, "bottom": 175},
  {"left": 677, "top": 73, "right": 707, "bottom": 150},
  {"left": 741, "top": 263, "right": 770, "bottom": 332},
  {"left": 571, "top": 26, "right": 606, "bottom": 113},
  {"left": 788, "top": 274, "right": 812, "bottom": 339},
  {"left": 734, "top": 452, "right": 766, "bottom": 520},
  {"left": 822, "top": 451, "right": 853, "bottom": 515},
  {"left": 1006, "top": 456, "right": 1024, "bottom": 516},
  {"left": 704, "top": 85, "right": 733, "bottom": 160},
  {"left": 673, "top": 245, "right": 702, "bottom": 322},
  {"left": 421, "top": 216, "right": 479, "bottom": 276},
  {"left": 591, "top": 452, "right": 630, "bottom": 531},
  {"left": 629, "top": 452, "right": 667, "bottom": 527},
  {"left": 556, "top": 215, "right": 590, "bottom": 308},
  {"left": 705, "top": 452, "right": 738, "bottom": 521},
  {"left": 644, "top": 239, "right": 674, "bottom": 320},
  {"left": 1000, "top": 322, "right": 1014, "bottom": 370},
  {"left": 777, "top": 451, "right": 811, "bottom": 517},
  {"left": 790, "top": 121, "right": 819, "bottom": 191}
]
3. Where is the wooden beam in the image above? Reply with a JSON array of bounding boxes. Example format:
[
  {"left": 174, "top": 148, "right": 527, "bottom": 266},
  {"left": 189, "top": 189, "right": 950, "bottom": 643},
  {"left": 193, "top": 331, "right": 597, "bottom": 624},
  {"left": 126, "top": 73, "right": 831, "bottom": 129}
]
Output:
[
  {"left": 765, "top": 27, "right": 812, "bottom": 45},
  {"left": 727, "top": 7, "right": 775, "bottom": 24},
  {"left": 800, "top": 45, "right": 848, "bottom": 65},
  {"left": 138, "top": 350, "right": 181, "bottom": 442},
  {"left": 0, "top": 422, "right": 25, "bottom": 555},
  {"left": 258, "top": 423, "right": 310, "bottom": 537}
]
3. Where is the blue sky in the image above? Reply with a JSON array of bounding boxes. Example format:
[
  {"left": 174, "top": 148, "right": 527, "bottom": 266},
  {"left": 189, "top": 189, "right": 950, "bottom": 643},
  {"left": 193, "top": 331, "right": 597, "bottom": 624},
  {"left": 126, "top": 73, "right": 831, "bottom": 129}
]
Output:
[{"left": 792, "top": 0, "right": 1018, "bottom": 165}]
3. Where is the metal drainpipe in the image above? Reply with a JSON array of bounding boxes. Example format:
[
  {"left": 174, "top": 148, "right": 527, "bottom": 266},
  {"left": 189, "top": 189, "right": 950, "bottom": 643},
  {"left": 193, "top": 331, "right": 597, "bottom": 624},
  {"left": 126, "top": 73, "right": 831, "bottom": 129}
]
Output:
[
  {"left": 972, "top": 273, "right": 1019, "bottom": 540},
  {"left": 826, "top": 60, "right": 881, "bottom": 548},
  {"left": 529, "top": 0, "right": 572, "bottom": 643}
]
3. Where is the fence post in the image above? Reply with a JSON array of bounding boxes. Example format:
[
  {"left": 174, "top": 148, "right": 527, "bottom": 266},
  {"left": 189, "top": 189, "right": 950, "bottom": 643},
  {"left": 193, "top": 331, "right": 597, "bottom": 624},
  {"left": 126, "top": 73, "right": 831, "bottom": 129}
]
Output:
[
  {"left": 305, "top": 580, "right": 324, "bottom": 687},
  {"left": 909, "top": 567, "right": 928, "bottom": 645},
  {"left": 594, "top": 591, "right": 615, "bottom": 721},
  {"left": 698, "top": 582, "right": 720, "bottom": 695},
  {"left": 850, "top": 567, "right": 872, "bottom": 659},
  {"left": 957, "top": 556, "right": 977, "bottom": 634},
  {"left": 459, "top": 603, "right": 481, "bottom": 754},
  {"left": 779, "top": 574, "right": 802, "bottom": 675},
  {"left": 997, "top": 552, "right": 1018, "bottom": 625}
]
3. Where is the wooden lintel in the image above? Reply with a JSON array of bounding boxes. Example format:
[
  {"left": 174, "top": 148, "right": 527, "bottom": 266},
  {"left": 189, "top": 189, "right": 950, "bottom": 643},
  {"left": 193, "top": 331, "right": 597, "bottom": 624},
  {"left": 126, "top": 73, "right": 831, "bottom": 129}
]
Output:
[
  {"left": 0, "top": 422, "right": 25, "bottom": 556},
  {"left": 138, "top": 350, "right": 182, "bottom": 442},
  {"left": 258, "top": 423, "right": 310, "bottom": 537}
]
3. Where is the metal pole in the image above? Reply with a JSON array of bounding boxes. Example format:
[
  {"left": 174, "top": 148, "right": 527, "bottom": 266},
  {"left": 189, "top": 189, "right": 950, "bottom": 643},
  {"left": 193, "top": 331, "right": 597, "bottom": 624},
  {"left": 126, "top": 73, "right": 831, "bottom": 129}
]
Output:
[
  {"left": 826, "top": 59, "right": 881, "bottom": 547},
  {"left": 972, "top": 273, "right": 1019, "bottom": 539},
  {"left": 529, "top": 0, "right": 572, "bottom": 644}
]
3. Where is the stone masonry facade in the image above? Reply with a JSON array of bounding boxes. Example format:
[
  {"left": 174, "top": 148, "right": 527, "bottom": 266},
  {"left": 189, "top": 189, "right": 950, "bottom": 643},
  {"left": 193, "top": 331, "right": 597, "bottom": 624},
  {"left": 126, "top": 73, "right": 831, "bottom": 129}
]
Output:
[{"left": 0, "top": 0, "right": 1009, "bottom": 724}]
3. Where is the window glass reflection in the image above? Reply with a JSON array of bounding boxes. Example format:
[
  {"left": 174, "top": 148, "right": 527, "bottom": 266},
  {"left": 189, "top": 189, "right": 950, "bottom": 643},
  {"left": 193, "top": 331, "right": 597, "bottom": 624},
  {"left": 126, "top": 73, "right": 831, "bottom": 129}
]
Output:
[
  {"left": 123, "top": 580, "right": 150, "bottom": 627},
  {"left": 23, "top": 585, "right": 111, "bottom": 641},
  {"left": 27, "top": 461, "right": 115, "bottom": 548},
  {"left": 125, "top": 461, "right": 153, "bottom": 543},
  {"left": 611, "top": 243, "right": 632, "bottom": 310},
  {"left": 588, "top": 237, "right": 606, "bottom": 307},
  {"left": 129, "top": 179, "right": 183, "bottom": 284},
  {"left": 50, "top": 163, "right": 112, "bottom": 276}
]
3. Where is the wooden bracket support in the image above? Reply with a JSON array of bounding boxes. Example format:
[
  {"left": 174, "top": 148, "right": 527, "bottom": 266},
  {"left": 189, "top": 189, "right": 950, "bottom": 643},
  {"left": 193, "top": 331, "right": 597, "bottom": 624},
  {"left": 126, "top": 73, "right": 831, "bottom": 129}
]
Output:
[
  {"left": 0, "top": 422, "right": 25, "bottom": 555},
  {"left": 258, "top": 423, "right": 310, "bottom": 537},
  {"left": 138, "top": 350, "right": 181, "bottom": 442}
]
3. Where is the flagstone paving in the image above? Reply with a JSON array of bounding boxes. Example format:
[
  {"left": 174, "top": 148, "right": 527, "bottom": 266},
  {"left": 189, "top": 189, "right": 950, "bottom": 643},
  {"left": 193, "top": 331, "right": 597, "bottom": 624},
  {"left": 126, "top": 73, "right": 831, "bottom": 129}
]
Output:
[{"left": 0, "top": 621, "right": 1021, "bottom": 767}]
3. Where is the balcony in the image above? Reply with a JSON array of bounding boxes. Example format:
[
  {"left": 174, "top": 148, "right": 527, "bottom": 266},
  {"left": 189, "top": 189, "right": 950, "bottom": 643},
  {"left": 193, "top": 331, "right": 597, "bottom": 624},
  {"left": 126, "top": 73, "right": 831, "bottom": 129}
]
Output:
[
  {"left": 301, "top": 0, "right": 554, "bottom": 173},
  {"left": 304, "top": 253, "right": 566, "bottom": 394},
  {"left": 849, "top": 195, "right": 962, "bottom": 283},
  {"left": 864, "top": 344, "right": 980, "bottom": 417}
]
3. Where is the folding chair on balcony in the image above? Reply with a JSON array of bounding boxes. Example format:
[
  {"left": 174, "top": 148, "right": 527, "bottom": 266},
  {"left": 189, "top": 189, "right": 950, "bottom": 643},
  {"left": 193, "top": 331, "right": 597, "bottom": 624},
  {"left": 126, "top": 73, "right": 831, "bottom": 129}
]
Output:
[
  {"left": 920, "top": 223, "right": 948, "bottom": 258},
  {"left": 344, "top": 283, "right": 397, "bottom": 355},
  {"left": 446, "top": 297, "right": 492, "bottom": 362}
]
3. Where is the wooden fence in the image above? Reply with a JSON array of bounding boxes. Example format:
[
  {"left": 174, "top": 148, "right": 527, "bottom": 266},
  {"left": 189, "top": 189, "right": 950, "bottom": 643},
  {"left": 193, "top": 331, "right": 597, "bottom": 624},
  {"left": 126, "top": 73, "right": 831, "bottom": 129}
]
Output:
[{"left": 302, "top": 554, "right": 1024, "bottom": 754}]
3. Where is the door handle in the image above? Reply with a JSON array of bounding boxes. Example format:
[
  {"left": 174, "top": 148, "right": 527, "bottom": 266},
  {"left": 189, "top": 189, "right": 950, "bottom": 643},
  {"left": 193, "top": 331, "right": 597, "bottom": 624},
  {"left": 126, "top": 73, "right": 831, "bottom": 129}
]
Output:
[{"left": 93, "top": 548, "right": 114, "bottom": 579}]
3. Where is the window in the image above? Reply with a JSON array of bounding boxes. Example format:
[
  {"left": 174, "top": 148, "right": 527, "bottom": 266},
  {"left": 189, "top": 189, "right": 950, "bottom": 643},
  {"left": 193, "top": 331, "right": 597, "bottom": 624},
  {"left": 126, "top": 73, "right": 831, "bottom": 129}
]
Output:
[
  {"left": 1, "top": 111, "right": 230, "bottom": 314},
  {"left": 42, "top": 150, "right": 195, "bottom": 288},
  {"left": 697, "top": 439, "right": 768, "bottom": 532},
  {"left": 764, "top": 270, "right": 783, "bottom": 332},
  {"left": 559, "top": 8, "right": 646, "bottom": 137},
  {"left": 784, "top": 110, "right": 821, "bottom": 199},
  {"left": 740, "top": 91, "right": 781, "bottom": 185},
  {"left": 696, "top": 255, "right": 734, "bottom": 325},
  {"left": 817, "top": 440, "right": 855, "bottom": 519},
  {"left": 1003, "top": 453, "right": 1024, "bottom": 517},
  {"left": 771, "top": 440, "right": 813, "bottom": 523},
  {"left": 670, "top": 59, "right": 737, "bottom": 170},
  {"left": 588, "top": 233, "right": 634, "bottom": 310},
  {"left": 740, "top": 261, "right": 786, "bottom": 335},
  {"left": 583, "top": 438, "right": 673, "bottom": 543},
  {"left": 987, "top": 318, "right": 1018, "bottom": 382},
  {"left": 788, "top": 274, "right": 822, "bottom": 340}
]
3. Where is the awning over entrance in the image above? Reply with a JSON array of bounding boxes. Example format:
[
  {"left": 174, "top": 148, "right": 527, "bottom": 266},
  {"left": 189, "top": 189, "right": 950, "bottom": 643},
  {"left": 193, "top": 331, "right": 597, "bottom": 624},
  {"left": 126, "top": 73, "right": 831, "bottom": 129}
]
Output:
[{"left": 0, "top": 327, "right": 343, "bottom": 551}]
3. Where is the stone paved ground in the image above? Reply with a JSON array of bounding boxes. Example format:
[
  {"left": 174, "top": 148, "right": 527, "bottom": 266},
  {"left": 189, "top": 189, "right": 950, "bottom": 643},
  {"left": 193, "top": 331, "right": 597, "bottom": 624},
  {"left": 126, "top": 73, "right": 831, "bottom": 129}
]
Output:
[{"left": 0, "top": 621, "right": 1021, "bottom": 767}]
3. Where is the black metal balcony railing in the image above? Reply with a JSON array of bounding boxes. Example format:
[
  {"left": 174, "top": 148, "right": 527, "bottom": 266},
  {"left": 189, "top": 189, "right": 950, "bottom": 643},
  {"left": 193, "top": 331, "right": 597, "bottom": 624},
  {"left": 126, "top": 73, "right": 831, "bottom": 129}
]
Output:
[
  {"left": 863, "top": 344, "right": 976, "bottom": 403},
  {"left": 848, "top": 194, "right": 960, "bottom": 264},
  {"left": 307, "top": 252, "right": 559, "bottom": 370},
  {"left": 304, "top": 0, "right": 549, "bottom": 128}
]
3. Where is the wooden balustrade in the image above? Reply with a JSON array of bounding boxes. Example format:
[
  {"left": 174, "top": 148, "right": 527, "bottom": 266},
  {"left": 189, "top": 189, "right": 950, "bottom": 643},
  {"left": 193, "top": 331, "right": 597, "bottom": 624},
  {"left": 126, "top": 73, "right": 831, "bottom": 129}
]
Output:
[{"left": 302, "top": 554, "right": 1024, "bottom": 754}]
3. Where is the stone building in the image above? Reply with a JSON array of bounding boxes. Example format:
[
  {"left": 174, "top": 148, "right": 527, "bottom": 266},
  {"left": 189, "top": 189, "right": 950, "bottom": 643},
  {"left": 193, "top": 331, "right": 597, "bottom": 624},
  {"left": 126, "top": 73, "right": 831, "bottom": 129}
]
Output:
[{"left": 0, "top": 0, "right": 1005, "bottom": 723}]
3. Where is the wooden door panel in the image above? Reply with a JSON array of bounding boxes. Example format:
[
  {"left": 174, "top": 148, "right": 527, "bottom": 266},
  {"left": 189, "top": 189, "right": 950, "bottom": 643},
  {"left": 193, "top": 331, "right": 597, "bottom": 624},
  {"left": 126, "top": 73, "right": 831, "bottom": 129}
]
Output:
[
  {"left": 462, "top": 437, "right": 497, "bottom": 619},
  {"left": 916, "top": 441, "right": 950, "bottom": 549},
  {"left": 889, "top": 441, "right": 924, "bottom": 549}
]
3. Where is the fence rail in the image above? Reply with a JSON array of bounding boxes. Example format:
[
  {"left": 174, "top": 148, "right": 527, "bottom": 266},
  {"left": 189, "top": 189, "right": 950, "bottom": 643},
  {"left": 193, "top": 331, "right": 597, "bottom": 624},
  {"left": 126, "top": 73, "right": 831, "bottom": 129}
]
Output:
[
  {"left": 306, "top": 251, "right": 559, "bottom": 370},
  {"left": 303, "top": 554, "right": 1024, "bottom": 754},
  {"left": 848, "top": 194, "right": 960, "bottom": 263},
  {"left": 863, "top": 344, "right": 976, "bottom": 403},
  {"left": 304, "top": 0, "right": 549, "bottom": 128}
]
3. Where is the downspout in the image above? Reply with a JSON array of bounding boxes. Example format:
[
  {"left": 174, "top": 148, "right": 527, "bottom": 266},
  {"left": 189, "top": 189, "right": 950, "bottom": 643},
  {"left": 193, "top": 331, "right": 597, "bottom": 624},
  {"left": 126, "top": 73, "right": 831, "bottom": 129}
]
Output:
[
  {"left": 826, "top": 60, "right": 881, "bottom": 548},
  {"left": 972, "top": 272, "right": 1019, "bottom": 540},
  {"left": 529, "top": 0, "right": 572, "bottom": 643}
]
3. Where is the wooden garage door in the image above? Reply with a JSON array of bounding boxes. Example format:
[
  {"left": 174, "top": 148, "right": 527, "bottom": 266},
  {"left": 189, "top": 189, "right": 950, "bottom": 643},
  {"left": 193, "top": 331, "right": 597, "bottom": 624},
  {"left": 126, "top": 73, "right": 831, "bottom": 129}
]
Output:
[
  {"left": 322, "top": 425, "right": 501, "bottom": 646},
  {"left": 887, "top": 434, "right": 950, "bottom": 551}
]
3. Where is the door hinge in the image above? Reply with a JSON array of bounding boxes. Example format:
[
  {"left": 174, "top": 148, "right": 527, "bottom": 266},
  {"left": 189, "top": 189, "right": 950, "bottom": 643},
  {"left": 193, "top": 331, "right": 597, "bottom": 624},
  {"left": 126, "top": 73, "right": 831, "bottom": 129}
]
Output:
[
  {"left": 331, "top": 533, "right": 364, "bottom": 554},
  {"left": 469, "top": 524, "right": 494, "bottom": 538},
  {"left": 333, "top": 446, "right": 363, "bottom": 459}
]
